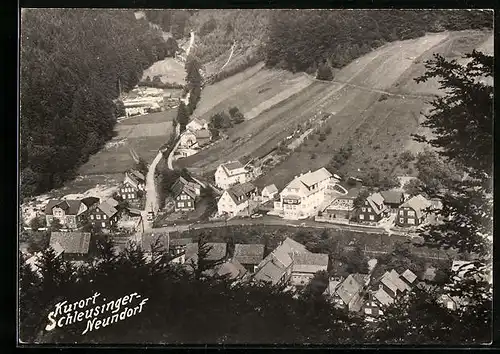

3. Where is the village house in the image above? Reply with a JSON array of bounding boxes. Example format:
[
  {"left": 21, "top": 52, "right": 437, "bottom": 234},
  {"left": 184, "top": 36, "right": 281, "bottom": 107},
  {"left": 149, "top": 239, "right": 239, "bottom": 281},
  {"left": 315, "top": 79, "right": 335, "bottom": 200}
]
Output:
[
  {"left": 323, "top": 279, "right": 343, "bottom": 307},
  {"left": 323, "top": 187, "right": 361, "bottom": 221},
  {"left": 204, "top": 258, "right": 248, "bottom": 280},
  {"left": 330, "top": 273, "right": 370, "bottom": 312},
  {"left": 119, "top": 169, "right": 146, "bottom": 201},
  {"left": 186, "top": 117, "right": 209, "bottom": 132},
  {"left": 290, "top": 252, "right": 329, "bottom": 287},
  {"left": 89, "top": 198, "right": 120, "bottom": 229},
  {"left": 45, "top": 199, "right": 92, "bottom": 229},
  {"left": 214, "top": 160, "right": 250, "bottom": 190},
  {"left": 171, "top": 176, "right": 200, "bottom": 212},
  {"left": 396, "top": 194, "right": 432, "bottom": 227},
  {"left": 253, "top": 238, "right": 309, "bottom": 286},
  {"left": 261, "top": 184, "right": 279, "bottom": 201},
  {"left": 168, "top": 237, "right": 192, "bottom": 265},
  {"left": 233, "top": 244, "right": 265, "bottom": 273},
  {"left": 217, "top": 182, "right": 258, "bottom": 217},
  {"left": 274, "top": 167, "right": 340, "bottom": 220},
  {"left": 49, "top": 232, "right": 92, "bottom": 260},
  {"left": 357, "top": 192, "right": 388, "bottom": 223},
  {"left": 179, "top": 129, "right": 212, "bottom": 150},
  {"left": 380, "top": 190, "right": 405, "bottom": 213},
  {"left": 184, "top": 242, "right": 228, "bottom": 270},
  {"left": 193, "top": 129, "right": 212, "bottom": 148}
]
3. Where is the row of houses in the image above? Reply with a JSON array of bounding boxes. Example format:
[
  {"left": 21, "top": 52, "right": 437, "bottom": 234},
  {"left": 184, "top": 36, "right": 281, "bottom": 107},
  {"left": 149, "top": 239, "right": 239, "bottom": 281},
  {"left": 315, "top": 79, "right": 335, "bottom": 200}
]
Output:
[
  {"left": 44, "top": 169, "right": 146, "bottom": 231},
  {"left": 121, "top": 87, "right": 183, "bottom": 117}
]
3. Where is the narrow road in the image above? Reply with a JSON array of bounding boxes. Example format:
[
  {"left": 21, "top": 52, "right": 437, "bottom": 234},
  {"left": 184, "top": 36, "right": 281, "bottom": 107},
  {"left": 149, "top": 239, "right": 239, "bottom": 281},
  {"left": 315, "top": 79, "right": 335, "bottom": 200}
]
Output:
[
  {"left": 167, "top": 137, "right": 182, "bottom": 170},
  {"left": 185, "top": 31, "right": 195, "bottom": 58},
  {"left": 220, "top": 41, "right": 236, "bottom": 71},
  {"left": 140, "top": 150, "right": 164, "bottom": 233}
]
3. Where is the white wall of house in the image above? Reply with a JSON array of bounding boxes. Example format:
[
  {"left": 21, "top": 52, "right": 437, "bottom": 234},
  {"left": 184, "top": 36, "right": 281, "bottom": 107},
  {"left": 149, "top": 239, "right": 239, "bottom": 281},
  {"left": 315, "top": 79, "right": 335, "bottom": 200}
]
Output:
[
  {"left": 179, "top": 132, "right": 197, "bottom": 148},
  {"left": 215, "top": 166, "right": 248, "bottom": 190},
  {"left": 217, "top": 191, "right": 248, "bottom": 216}
]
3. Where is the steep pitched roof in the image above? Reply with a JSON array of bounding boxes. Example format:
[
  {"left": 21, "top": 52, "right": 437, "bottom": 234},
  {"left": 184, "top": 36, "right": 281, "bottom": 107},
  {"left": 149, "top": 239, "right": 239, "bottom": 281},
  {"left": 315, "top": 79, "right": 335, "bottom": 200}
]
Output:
[
  {"left": 325, "top": 280, "right": 341, "bottom": 296},
  {"left": 263, "top": 184, "right": 278, "bottom": 195},
  {"left": 185, "top": 242, "right": 227, "bottom": 261},
  {"left": 400, "top": 194, "right": 432, "bottom": 220},
  {"left": 336, "top": 274, "right": 365, "bottom": 305},
  {"left": 233, "top": 244, "right": 265, "bottom": 265},
  {"left": 401, "top": 269, "right": 418, "bottom": 284},
  {"left": 171, "top": 177, "right": 198, "bottom": 199},
  {"left": 169, "top": 238, "right": 192, "bottom": 247},
  {"left": 45, "top": 200, "right": 83, "bottom": 215},
  {"left": 81, "top": 197, "right": 100, "bottom": 208},
  {"left": 227, "top": 182, "right": 256, "bottom": 205},
  {"left": 389, "top": 269, "right": 411, "bottom": 292},
  {"left": 97, "top": 200, "right": 119, "bottom": 218},
  {"left": 141, "top": 231, "right": 169, "bottom": 253},
  {"left": 299, "top": 168, "right": 333, "bottom": 187},
  {"left": 215, "top": 259, "right": 248, "bottom": 279},
  {"left": 380, "top": 190, "right": 404, "bottom": 205},
  {"left": 223, "top": 160, "right": 244, "bottom": 171},
  {"left": 367, "top": 192, "right": 387, "bottom": 215},
  {"left": 129, "top": 169, "right": 145, "bottom": 182},
  {"left": 380, "top": 271, "right": 399, "bottom": 295},
  {"left": 252, "top": 260, "right": 285, "bottom": 285},
  {"left": 373, "top": 288, "right": 394, "bottom": 306},
  {"left": 194, "top": 129, "right": 211, "bottom": 139},
  {"left": 292, "top": 253, "right": 329, "bottom": 273},
  {"left": 50, "top": 232, "right": 91, "bottom": 254}
]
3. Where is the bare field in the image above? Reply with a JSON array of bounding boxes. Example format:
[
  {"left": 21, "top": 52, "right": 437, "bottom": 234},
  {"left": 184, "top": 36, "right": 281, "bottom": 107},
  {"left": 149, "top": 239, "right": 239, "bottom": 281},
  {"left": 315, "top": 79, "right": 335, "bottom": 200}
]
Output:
[
  {"left": 141, "top": 57, "right": 186, "bottom": 85},
  {"left": 119, "top": 110, "right": 176, "bottom": 126}
]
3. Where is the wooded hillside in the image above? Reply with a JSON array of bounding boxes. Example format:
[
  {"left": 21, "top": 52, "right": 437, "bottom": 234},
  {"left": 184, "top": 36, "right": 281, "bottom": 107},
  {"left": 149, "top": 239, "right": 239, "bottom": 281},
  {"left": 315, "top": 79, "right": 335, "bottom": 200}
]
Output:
[{"left": 20, "top": 9, "right": 168, "bottom": 198}]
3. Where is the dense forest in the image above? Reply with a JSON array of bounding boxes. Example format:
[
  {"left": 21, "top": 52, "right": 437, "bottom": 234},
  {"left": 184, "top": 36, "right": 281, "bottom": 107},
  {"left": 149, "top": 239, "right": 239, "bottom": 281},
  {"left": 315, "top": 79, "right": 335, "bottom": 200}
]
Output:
[{"left": 20, "top": 9, "right": 168, "bottom": 199}]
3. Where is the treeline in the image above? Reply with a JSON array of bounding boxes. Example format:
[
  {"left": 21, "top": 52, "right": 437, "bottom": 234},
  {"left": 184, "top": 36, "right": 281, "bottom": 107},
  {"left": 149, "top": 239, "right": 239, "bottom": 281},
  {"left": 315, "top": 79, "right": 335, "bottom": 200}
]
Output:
[
  {"left": 144, "top": 10, "right": 194, "bottom": 39},
  {"left": 265, "top": 9, "right": 493, "bottom": 72},
  {"left": 21, "top": 9, "right": 169, "bottom": 199}
]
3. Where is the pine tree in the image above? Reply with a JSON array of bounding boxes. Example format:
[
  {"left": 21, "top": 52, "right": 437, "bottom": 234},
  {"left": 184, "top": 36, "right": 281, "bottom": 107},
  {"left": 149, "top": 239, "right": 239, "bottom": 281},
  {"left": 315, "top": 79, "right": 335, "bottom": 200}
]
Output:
[{"left": 176, "top": 102, "right": 189, "bottom": 132}]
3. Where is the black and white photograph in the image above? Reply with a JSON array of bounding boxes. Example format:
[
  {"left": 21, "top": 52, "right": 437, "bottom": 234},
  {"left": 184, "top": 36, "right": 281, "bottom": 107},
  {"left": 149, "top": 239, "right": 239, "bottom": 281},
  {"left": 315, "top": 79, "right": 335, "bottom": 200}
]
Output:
[{"left": 18, "top": 8, "right": 493, "bottom": 345}]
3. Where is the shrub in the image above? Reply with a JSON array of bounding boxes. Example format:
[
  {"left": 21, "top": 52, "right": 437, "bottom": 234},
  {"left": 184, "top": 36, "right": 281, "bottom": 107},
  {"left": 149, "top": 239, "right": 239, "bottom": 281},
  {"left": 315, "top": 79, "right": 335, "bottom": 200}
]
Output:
[
  {"left": 310, "top": 153, "right": 317, "bottom": 159},
  {"left": 324, "top": 126, "right": 332, "bottom": 135},
  {"left": 378, "top": 94, "right": 389, "bottom": 102},
  {"left": 318, "top": 133, "right": 326, "bottom": 142},
  {"left": 383, "top": 154, "right": 389, "bottom": 159}
]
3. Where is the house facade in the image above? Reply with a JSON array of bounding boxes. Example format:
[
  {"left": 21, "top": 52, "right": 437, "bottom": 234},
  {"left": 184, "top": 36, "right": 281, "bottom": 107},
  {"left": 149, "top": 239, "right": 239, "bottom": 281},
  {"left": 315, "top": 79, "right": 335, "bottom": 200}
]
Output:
[
  {"left": 217, "top": 182, "right": 257, "bottom": 217},
  {"left": 171, "top": 177, "right": 200, "bottom": 212},
  {"left": 396, "top": 194, "right": 431, "bottom": 227},
  {"left": 274, "top": 168, "right": 339, "bottom": 220},
  {"left": 119, "top": 170, "right": 146, "bottom": 201},
  {"left": 357, "top": 192, "right": 388, "bottom": 223},
  {"left": 261, "top": 184, "right": 279, "bottom": 200},
  {"left": 179, "top": 131, "right": 198, "bottom": 149},
  {"left": 323, "top": 188, "right": 361, "bottom": 221},
  {"left": 90, "top": 199, "right": 120, "bottom": 229},
  {"left": 214, "top": 161, "right": 249, "bottom": 190},
  {"left": 45, "top": 200, "right": 89, "bottom": 229}
]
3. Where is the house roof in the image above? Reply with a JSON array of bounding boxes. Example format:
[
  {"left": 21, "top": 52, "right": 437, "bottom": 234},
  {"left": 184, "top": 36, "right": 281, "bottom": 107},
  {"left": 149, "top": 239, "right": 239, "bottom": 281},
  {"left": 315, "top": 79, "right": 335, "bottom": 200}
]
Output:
[
  {"left": 336, "top": 274, "right": 365, "bottom": 305},
  {"left": 171, "top": 177, "right": 198, "bottom": 199},
  {"left": 223, "top": 160, "right": 244, "bottom": 171},
  {"left": 380, "top": 190, "right": 404, "bottom": 205},
  {"left": 292, "top": 253, "right": 329, "bottom": 273},
  {"left": 373, "top": 288, "right": 394, "bottom": 306},
  {"left": 233, "top": 244, "right": 265, "bottom": 265},
  {"left": 299, "top": 168, "right": 333, "bottom": 187},
  {"left": 45, "top": 200, "right": 83, "bottom": 215},
  {"left": 325, "top": 280, "right": 341, "bottom": 296},
  {"left": 169, "top": 238, "right": 192, "bottom": 247},
  {"left": 81, "top": 197, "right": 100, "bottom": 208},
  {"left": 129, "top": 169, "right": 145, "bottom": 182},
  {"left": 188, "top": 117, "right": 207, "bottom": 127},
  {"left": 263, "top": 184, "right": 278, "bottom": 195},
  {"left": 227, "top": 182, "right": 256, "bottom": 205},
  {"left": 367, "top": 192, "right": 387, "bottom": 215},
  {"left": 185, "top": 242, "right": 227, "bottom": 261},
  {"left": 389, "top": 269, "right": 412, "bottom": 292},
  {"left": 380, "top": 272, "right": 400, "bottom": 295},
  {"left": 127, "top": 208, "right": 142, "bottom": 215},
  {"left": 97, "top": 200, "right": 119, "bottom": 218},
  {"left": 50, "top": 232, "right": 91, "bottom": 254},
  {"left": 252, "top": 260, "right": 286, "bottom": 285},
  {"left": 401, "top": 269, "right": 418, "bottom": 284},
  {"left": 400, "top": 194, "right": 431, "bottom": 220},
  {"left": 194, "top": 129, "right": 211, "bottom": 139},
  {"left": 215, "top": 259, "right": 247, "bottom": 279},
  {"left": 141, "top": 231, "right": 169, "bottom": 253}
]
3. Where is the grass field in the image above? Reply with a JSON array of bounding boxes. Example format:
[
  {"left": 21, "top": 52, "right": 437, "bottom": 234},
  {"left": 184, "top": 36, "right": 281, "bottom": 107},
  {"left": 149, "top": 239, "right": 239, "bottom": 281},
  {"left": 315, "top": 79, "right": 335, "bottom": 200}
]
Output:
[
  {"left": 176, "top": 30, "right": 491, "bottom": 189},
  {"left": 141, "top": 57, "right": 186, "bottom": 85}
]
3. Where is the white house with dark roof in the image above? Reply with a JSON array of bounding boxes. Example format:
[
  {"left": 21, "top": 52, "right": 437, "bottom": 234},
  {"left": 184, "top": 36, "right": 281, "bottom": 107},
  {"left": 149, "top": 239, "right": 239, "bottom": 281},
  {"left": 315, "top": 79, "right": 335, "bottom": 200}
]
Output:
[
  {"left": 273, "top": 167, "right": 339, "bottom": 220},
  {"left": 215, "top": 160, "right": 250, "bottom": 190},
  {"left": 44, "top": 200, "right": 90, "bottom": 229},
  {"left": 217, "top": 182, "right": 257, "bottom": 217},
  {"left": 261, "top": 184, "right": 279, "bottom": 200}
]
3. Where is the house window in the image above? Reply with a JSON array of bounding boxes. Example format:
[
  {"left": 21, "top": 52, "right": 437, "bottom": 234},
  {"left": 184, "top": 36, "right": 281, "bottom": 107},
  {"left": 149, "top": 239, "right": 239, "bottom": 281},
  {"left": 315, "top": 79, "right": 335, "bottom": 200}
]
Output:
[
  {"left": 359, "top": 214, "right": 364, "bottom": 220},
  {"left": 365, "top": 308, "right": 372, "bottom": 315},
  {"left": 367, "top": 207, "right": 372, "bottom": 212},
  {"left": 408, "top": 218, "right": 415, "bottom": 225},
  {"left": 447, "top": 301, "right": 454, "bottom": 310},
  {"left": 369, "top": 215, "right": 375, "bottom": 221},
  {"left": 399, "top": 210, "right": 404, "bottom": 215},
  {"left": 102, "top": 222, "right": 106, "bottom": 228},
  {"left": 399, "top": 218, "right": 404, "bottom": 224},
  {"left": 103, "top": 215, "right": 107, "bottom": 220},
  {"left": 96, "top": 215, "right": 101, "bottom": 220},
  {"left": 128, "top": 194, "right": 133, "bottom": 199},
  {"left": 408, "top": 210, "right": 415, "bottom": 217},
  {"left": 362, "top": 207, "right": 366, "bottom": 212},
  {"left": 178, "top": 202, "right": 184, "bottom": 208},
  {"left": 90, "top": 215, "right": 94, "bottom": 220},
  {"left": 187, "top": 201, "right": 191, "bottom": 207}
]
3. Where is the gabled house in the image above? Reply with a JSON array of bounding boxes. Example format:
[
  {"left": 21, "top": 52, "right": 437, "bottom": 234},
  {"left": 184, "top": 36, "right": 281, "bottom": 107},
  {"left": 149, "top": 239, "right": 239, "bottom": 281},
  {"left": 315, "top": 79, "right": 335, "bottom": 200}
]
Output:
[
  {"left": 324, "top": 279, "right": 343, "bottom": 307},
  {"left": 49, "top": 232, "right": 91, "bottom": 259},
  {"left": 253, "top": 237, "right": 309, "bottom": 285},
  {"left": 186, "top": 117, "right": 209, "bottom": 132},
  {"left": 323, "top": 187, "right": 361, "bottom": 221},
  {"left": 274, "top": 168, "right": 340, "bottom": 220},
  {"left": 438, "top": 294, "right": 465, "bottom": 311},
  {"left": 261, "top": 184, "right": 279, "bottom": 200},
  {"left": 171, "top": 177, "right": 200, "bottom": 212},
  {"left": 179, "top": 130, "right": 198, "bottom": 149},
  {"left": 362, "top": 291, "right": 387, "bottom": 319},
  {"left": 215, "top": 160, "right": 250, "bottom": 190},
  {"left": 233, "top": 244, "right": 265, "bottom": 272},
  {"left": 168, "top": 237, "right": 192, "bottom": 264},
  {"left": 357, "top": 192, "right": 388, "bottom": 223},
  {"left": 380, "top": 190, "right": 405, "bottom": 212},
  {"left": 396, "top": 194, "right": 432, "bottom": 227},
  {"left": 400, "top": 269, "right": 418, "bottom": 287},
  {"left": 370, "top": 269, "right": 416, "bottom": 314},
  {"left": 193, "top": 129, "right": 212, "bottom": 148},
  {"left": 45, "top": 200, "right": 89, "bottom": 229},
  {"left": 205, "top": 258, "right": 248, "bottom": 280},
  {"left": 334, "top": 273, "right": 370, "bottom": 312},
  {"left": 217, "top": 182, "right": 257, "bottom": 217},
  {"left": 119, "top": 169, "right": 146, "bottom": 201},
  {"left": 290, "top": 252, "right": 329, "bottom": 287},
  {"left": 184, "top": 242, "right": 228, "bottom": 270},
  {"left": 89, "top": 198, "right": 120, "bottom": 229}
]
